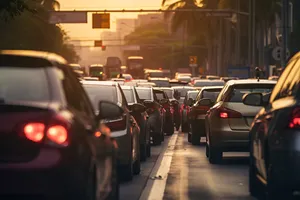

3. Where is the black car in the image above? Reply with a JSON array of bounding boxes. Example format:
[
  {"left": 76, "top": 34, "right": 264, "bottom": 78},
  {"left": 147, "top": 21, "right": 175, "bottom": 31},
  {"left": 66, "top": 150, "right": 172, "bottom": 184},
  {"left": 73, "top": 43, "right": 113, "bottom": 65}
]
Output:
[
  {"left": 136, "top": 87, "right": 164, "bottom": 145},
  {"left": 188, "top": 86, "right": 223, "bottom": 145},
  {"left": 121, "top": 85, "right": 151, "bottom": 161},
  {"left": 82, "top": 81, "right": 141, "bottom": 182},
  {"left": 158, "top": 87, "right": 180, "bottom": 131},
  {"left": 243, "top": 54, "right": 300, "bottom": 199},
  {"left": 0, "top": 50, "right": 119, "bottom": 199},
  {"left": 153, "top": 88, "right": 174, "bottom": 135},
  {"left": 181, "top": 90, "right": 199, "bottom": 133}
]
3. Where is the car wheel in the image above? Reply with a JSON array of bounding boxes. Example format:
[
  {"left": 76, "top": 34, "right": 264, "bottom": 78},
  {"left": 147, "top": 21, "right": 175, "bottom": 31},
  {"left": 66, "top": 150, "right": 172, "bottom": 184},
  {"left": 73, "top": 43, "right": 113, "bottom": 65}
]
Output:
[
  {"left": 166, "top": 123, "right": 174, "bottom": 136},
  {"left": 153, "top": 135, "right": 161, "bottom": 145},
  {"left": 209, "top": 147, "right": 222, "bottom": 164},
  {"left": 188, "top": 133, "right": 191, "bottom": 143},
  {"left": 133, "top": 156, "right": 141, "bottom": 175},
  {"left": 249, "top": 156, "right": 262, "bottom": 198},
  {"left": 140, "top": 144, "right": 147, "bottom": 162},
  {"left": 205, "top": 143, "right": 209, "bottom": 158},
  {"left": 161, "top": 132, "right": 164, "bottom": 142},
  {"left": 181, "top": 122, "right": 189, "bottom": 133},
  {"left": 121, "top": 157, "right": 133, "bottom": 181},
  {"left": 147, "top": 144, "right": 151, "bottom": 157}
]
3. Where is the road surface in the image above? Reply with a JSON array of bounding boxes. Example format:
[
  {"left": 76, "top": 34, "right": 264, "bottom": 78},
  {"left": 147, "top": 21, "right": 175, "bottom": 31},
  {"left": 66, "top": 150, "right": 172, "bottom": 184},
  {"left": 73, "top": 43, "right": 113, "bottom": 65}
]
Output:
[{"left": 120, "top": 131, "right": 254, "bottom": 200}]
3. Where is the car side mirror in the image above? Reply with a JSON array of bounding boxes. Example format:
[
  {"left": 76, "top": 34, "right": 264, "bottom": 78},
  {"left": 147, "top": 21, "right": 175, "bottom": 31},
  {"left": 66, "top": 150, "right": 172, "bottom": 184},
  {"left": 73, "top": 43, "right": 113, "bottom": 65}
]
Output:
[
  {"left": 198, "top": 98, "right": 213, "bottom": 107},
  {"left": 242, "top": 93, "right": 264, "bottom": 106},
  {"left": 97, "top": 101, "right": 124, "bottom": 120},
  {"left": 187, "top": 98, "right": 194, "bottom": 106},
  {"left": 130, "top": 103, "right": 146, "bottom": 113}
]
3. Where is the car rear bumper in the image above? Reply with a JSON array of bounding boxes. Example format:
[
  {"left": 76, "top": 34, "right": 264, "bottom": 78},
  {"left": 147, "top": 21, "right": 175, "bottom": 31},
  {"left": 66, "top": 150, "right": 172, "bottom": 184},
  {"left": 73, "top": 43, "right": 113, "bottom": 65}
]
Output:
[
  {"left": 210, "top": 128, "right": 249, "bottom": 151},
  {"left": 0, "top": 148, "right": 88, "bottom": 196}
]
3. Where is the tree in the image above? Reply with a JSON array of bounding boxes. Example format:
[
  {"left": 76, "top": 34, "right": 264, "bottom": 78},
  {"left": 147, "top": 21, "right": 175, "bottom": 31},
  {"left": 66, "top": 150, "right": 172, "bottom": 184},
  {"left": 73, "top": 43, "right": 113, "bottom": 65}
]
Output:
[{"left": 0, "top": 0, "right": 79, "bottom": 63}]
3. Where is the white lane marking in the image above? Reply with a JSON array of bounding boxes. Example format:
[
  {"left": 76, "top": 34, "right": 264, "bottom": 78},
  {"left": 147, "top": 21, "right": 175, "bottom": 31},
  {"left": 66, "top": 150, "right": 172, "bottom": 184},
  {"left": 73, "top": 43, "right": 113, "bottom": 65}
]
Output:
[{"left": 140, "top": 132, "right": 178, "bottom": 200}]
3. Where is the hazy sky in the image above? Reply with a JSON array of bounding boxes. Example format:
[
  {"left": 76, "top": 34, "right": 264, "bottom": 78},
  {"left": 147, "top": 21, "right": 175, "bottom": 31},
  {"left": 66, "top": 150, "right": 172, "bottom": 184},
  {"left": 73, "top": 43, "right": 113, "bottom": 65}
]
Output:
[{"left": 59, "top": 0, "right": 163, "bottom": 39}]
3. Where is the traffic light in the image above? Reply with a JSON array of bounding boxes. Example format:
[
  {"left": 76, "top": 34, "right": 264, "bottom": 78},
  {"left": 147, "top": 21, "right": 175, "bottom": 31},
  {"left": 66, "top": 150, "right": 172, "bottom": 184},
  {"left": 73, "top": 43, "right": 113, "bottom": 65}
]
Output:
[
  {"left": 101, "top": 46, "right": 106, "bottom": 51},
  {"left": 94, "top": 40, "right": 102, "bottom": 47},
  {"left": 92, "top": 13, "right": 110, "bottom": 29}
]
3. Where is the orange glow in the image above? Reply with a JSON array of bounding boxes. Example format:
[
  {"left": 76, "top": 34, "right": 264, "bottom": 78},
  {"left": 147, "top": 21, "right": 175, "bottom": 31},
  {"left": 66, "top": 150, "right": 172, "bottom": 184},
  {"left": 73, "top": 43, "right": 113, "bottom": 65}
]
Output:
[
  {"left": 24, "top": 123, "right": 45, "bottom": 142},
  {"left": 95, "top": 131, "right": 102, "bottom": 137},
  {"left": 47, "top": 125, "right": 68, "bottom": 145},
  {"left": 220, "top": 112, "right": 228, "bottom": 118}
]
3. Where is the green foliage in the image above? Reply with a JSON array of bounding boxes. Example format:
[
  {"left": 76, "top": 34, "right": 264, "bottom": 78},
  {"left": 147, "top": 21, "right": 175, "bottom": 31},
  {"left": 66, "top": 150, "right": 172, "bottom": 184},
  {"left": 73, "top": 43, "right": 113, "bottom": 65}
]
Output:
[{"left": 0, "top": 0, "right": 79, "bottom": 63}]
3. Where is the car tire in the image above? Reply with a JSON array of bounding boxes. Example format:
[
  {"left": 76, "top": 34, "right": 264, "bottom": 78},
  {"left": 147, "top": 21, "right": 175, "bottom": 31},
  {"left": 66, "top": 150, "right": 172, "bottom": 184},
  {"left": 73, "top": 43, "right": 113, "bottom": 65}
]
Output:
[
  {"left": 133, "top": 156, "right": 141, "bottom": 175},
  {"left": 188, "top": 133, "right": 191, "bottom": 143},
  {"left": 166, "top": 123, "right": 174, "bottom": 136},
  {"left": 153, "top": 135, "right": 161, "bottom": 145},
  {"left": 209, "top": 147, "right": 222, "bottom": 164},
  {"left": 161, "top": 132, "right": 164, "bottom": 142},
  {"left": 121, "top": 156, "right": 133, "bottom": 182},
  {"left": 249, "top": 156, "right": 262, "bottom": 198},
  {"left": 147, "top": 144, "right": 151, "bottom": 157},
  {"left": 181, "top": 122, "right": 189, "bottom": 133},
  {"left": 205, "top": 143, "right": 209, "bottom": 158},
  {"left": 140, "top": 144, "right": 147, "bottom": 162}
]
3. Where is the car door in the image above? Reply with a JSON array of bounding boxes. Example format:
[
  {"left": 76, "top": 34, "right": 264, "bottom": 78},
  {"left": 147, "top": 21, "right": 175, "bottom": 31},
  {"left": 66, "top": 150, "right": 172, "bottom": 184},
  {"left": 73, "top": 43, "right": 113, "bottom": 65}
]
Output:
[{"left": 254, "top": 57, "right": 298, "bottom": 180}]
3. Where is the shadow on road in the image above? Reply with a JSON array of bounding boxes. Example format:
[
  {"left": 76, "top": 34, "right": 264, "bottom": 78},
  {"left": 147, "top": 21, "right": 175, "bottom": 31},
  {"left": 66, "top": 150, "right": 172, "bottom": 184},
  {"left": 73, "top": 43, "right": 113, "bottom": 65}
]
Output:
[{"left": 221, "top": 156, "right": 249, "bottom": 166}]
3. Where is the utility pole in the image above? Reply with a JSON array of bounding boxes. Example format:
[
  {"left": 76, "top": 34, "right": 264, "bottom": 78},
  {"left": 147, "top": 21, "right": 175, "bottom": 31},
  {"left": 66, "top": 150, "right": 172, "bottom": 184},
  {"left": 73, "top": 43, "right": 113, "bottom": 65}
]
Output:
[
  {"left": 248, "top": 0, "right": 252, "bottom": 66},
  {"left": 252, "top": 0, "right": 256, "bottom": 68},
  {"left": 281, "top": 0, "right": 289, "bottom": 68},
  {"left": 235, "top": 0, "right": 240, "bottom": 65}
]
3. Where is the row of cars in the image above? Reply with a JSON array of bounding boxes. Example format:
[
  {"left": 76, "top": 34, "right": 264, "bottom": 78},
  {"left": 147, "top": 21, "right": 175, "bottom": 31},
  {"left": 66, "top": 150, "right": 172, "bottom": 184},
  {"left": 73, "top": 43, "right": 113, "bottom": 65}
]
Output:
[{"left": 178, "top": 57, "right": 300, "bottom": 199}]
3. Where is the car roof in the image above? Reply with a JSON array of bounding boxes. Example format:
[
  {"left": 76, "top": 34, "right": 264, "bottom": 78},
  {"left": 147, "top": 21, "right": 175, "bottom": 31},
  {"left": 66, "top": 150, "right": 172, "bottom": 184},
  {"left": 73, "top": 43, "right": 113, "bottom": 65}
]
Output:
[
  {"left": 136, "top": 87, "right": 152, "bottom": 90},
  {"left": 226, "top": 79, "right": 277, "bottom": 85},
  {"left": 121, "top": 85, "right": 134, "bottom": 90},
  {"left": 155, "top": 87, "right": 173, "bottom": 90},
  {"left": 0, "top": 50, "right": 67, "bottom": 66},
  {"left": 194, "top": 79, "right": 224, "bottom": 82},
  {"left": 187, "top": 90, "right": 199, "bottom": 94},
  {"left": 81, "top": 80, "right": 118, "bottom": 86},
  {"left": 148, "top": 77, "right": 169, "bottom": 80},
  {"left": 200, "top": 86, "right": 224, "bottom": 90}
]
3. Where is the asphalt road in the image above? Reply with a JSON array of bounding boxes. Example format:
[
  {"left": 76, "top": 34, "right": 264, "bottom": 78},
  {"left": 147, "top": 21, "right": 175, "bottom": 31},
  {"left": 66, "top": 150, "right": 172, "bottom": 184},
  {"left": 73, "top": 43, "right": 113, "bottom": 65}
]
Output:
[{"left": 120, "top": 132, "right": 255, "bottom": 200}]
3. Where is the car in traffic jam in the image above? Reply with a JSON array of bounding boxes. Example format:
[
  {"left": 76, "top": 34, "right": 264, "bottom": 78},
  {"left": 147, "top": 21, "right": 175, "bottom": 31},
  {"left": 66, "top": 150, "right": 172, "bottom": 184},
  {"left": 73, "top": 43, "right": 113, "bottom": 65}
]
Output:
[{"left": 3, "top": 48, "right": 300, "bottom": 200}]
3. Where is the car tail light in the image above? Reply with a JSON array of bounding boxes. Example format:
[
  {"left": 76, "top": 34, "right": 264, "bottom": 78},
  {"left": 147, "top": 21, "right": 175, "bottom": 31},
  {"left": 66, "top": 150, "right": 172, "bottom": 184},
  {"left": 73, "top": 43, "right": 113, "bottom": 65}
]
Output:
[
  {"left": 23, "top": 123, "right": 45, "bottom": 142},
  {"left": 105, "top": 115, "right": 127, "bottom": 132},
  {"left": 289, "top": 107, "right": 300, "bottom": 128},
  {"left": 217, "top": 107, "right": 242, "bottom": 118},
  {"left": 46, "top": 125, "right": 68, "bottom": 145},
  {"left": 163, "top": 103, "right": 170, "bottom": 110}
]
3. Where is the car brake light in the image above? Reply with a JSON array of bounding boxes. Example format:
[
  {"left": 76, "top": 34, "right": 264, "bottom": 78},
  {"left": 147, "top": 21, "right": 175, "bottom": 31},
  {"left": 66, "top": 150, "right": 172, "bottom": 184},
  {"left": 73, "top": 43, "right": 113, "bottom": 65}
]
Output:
[
  {"left": 288, "top": 107, "right": 300, "bottom": 128},
  {"left": 217, "top": 107, "right": 242, "bottom": 118},
  {"left": 24, "top": 123, "right": 45, "bottom": 142},
  {"left": 46, "top": 125, "right": 68, "bottom": 145}
]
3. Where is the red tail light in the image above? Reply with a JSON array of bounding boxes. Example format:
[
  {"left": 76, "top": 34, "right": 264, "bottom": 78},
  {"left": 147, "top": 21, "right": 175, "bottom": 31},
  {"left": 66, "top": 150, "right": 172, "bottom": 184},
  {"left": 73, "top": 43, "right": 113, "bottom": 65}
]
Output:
[
  {"left": 289, "top": 107, "right": 300, "bottom": 128},
  {"left": 217, "top": 107, "right": 242, "bottom": 118},
  {"left": 106, "top": 115, "right": 127, "bottom": 132},
  {"left": 163, "top": 103, "right": 170, "bottom": 110},
  {"left": 24, "top": 123, "right": 45, "bottom": 142},
  {"left": 46, "top": 125, "right": 68, "bottom": 145}
]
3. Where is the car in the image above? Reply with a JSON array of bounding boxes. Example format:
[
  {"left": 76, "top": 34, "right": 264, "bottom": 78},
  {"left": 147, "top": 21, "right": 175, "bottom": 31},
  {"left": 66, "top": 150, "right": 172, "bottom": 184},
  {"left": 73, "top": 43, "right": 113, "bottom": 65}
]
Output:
[
  {"left": 193, "top": 80, "right": 225, "bottom": 88},
  {"left": 82, "top": 81, "right": 141, "bottom": 181},
  {"left": 178, "top": 76, "right": 191, "bottom": 83},
  {"left": 153, "top": 88, "right": 174, "bottom": 135},
  {"left": 136, "top": 87, "right": 164, "bottom": 145},
  {"left": 0, "top": 50, "right": 119, "bottom": 199},
  {"left": 220, "top": 77, "right": 239, "bottom": 82},
  {"left": 111, "top": 78, "right": 125, "bottom": 85},
  {"left": 244, "top": 55, "right": 299, "bottom": 199},
  {"left": 169, "top": 79, "right": 189, "bottom": 87},
  {"left": 158, "top": 87, "right": 181, "bottom": 131},
  {"left": 206, "top": 75, "right": 220, "bottom": 80},
  {"left": 83, "top": 77, "right": 99, "bottom": 81},
  {"left": 175, "top": 72, "right": 192, "bottom": 80},
  {"left": 148, "top": 77, "right": 170, "bottom": 87},
  {"left": 205, "top": 79, "right": 276, "bottom": 164},
  {"left": 188, "top": 86, "right": 223, "bottom": 144},
  {"left": 118, "top": 73, "right": 133, "bottom": 82},
  {"left": 121, "top": 85, "right": 151, "bottom": 161},
  {"left": 181, "top": 90, "right": 199, "bottom": 133},
  {"left": 137, "top": 82, "right": 156, "bottom": 87},
  {"left": 268, "top": 75, "right": 279, "bottom": 81}
]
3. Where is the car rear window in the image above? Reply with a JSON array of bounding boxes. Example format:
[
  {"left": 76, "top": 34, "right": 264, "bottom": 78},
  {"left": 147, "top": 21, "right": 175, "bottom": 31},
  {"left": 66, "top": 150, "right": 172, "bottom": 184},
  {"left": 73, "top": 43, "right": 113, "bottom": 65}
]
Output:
[
  {"left": 154, "top": 91, "right": 165, "bottom": 100},
  {"left": 83, "top": 85, "right": 117, "bottom": 109},
  {"left": 202, "top": 89, "right": 222, "bottom": 102},
  {"left": 136, "top": 88, "right": 152, "bottom": 100},
  {"left": 123, "top": 89, "right": 135, "bottom": 104},
  {"left": 0, "top": 67, "right": 50, "bottom": 102},
  {"left": 225, "top": 84, "right": 275, "bottom": 102},
  {"left": 194, "top": 81, "right": 225, "bottom": 87},
  {"left": 149, "top": 80, "right": 170, "bottom": 87},
  {"left": 162, "top": 89, "right": 173, "bottom": 99},
  {"left": 188, "top": 92, "right": 198, "bottom": 100}
]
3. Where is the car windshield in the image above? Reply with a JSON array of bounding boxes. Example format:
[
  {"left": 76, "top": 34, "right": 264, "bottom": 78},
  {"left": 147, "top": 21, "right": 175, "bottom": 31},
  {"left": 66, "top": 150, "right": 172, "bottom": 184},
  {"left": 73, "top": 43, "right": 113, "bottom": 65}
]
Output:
[
  {"left": 83, "top": 85, "right": 117, "bottom": 110},
  {"left": 136, "top": 88, "right": 152, "bottom": 100},
  {"left": 0, "top": 67, "right": 50, "bottom": 102},
  {"left": 226, "top": 84, "right": 275, "bottom": 103},
  {"left": 194, "top": 81, "right": 225, "bottom": 87},
  {"left": 149, "top": 80, "right": 170, "bottom": 87},
  {"left": 202, "top": 89, "right": 222, "bottom": 102},
  {"left": 123, "top": 89, "right": 135, "bottom": 104}
]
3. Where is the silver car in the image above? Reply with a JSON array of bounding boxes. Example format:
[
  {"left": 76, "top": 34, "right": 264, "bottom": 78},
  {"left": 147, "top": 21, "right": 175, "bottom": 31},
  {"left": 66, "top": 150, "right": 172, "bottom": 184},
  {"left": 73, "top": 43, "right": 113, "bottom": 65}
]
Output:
[{"left": 205, "top": 79, "right": 276, "bottom": 164}]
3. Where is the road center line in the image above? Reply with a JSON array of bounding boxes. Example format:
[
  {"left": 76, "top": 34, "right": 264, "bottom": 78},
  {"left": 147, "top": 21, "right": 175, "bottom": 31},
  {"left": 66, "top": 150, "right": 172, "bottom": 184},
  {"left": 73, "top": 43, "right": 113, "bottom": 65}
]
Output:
[{"left": 140, "top": 132, "right": 178, "bottom": 200}]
